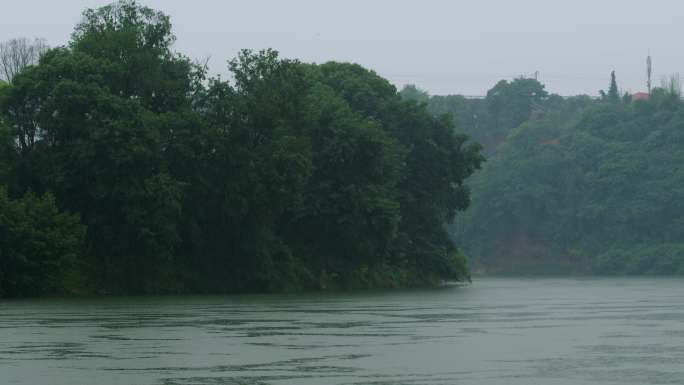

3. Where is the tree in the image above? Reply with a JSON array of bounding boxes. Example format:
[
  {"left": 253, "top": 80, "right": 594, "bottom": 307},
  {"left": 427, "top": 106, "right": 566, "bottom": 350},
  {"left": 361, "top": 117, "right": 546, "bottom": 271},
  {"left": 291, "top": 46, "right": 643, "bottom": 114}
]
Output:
[
  {"left": 0, "top": 38, "right": 48, "bottom": 83},
  {"left": 600, "top": 70, "right": 620, "bottom": 103},
  {"left": 0, "top": 81, "right": 11, "bottom": 176},
  {"left": 486, "top": 77, "right": 548, "bottom": 134},
  {"left": 0, "top": 1, "right": 485, "bottom": 295},
  {"left": 399, "top": 84, "right": 430, "bottom": 104},
  {"left": 660, "top": 73, "right": 682, "bottom": 99},
  {"left": 608, "top": 70, "right": 619, "bottom": 102},
  {"left": 71, "top": 0, "right": 194, "bottom": 113},
  {"left": 1, "top": 1, "right": 193, "bottom": 293},
  {"left": 313, "top": 62, "right": 483, "bottom": 281},
  {"left": 287, "top": 77, "right": 402, "bottom": 283},
  {"left": 454, "top": 88, "right": 684, "bottom": 275},
  {"left": 0, "top": 187, "right": 85, "bottom": 297},
  {"left": 182, "top": 49, "right": 315, "bottom": 291}
]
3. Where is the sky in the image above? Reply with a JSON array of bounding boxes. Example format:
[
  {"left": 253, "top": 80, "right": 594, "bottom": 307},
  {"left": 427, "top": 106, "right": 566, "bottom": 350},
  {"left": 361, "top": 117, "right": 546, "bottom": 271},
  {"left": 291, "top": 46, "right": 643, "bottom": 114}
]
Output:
[{"left": 1, "top": 0, "right": 682, "bottom": 96}]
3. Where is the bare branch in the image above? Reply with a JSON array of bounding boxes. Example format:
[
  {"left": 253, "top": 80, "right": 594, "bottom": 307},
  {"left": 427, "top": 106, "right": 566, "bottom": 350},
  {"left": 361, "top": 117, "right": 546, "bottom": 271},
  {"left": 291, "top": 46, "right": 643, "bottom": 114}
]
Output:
[
  {"left": 660, "top": 73, "right": 682, "bottom": 99},
  {"left": 0, "top": 37, "right": 49, "bottom": 83}
]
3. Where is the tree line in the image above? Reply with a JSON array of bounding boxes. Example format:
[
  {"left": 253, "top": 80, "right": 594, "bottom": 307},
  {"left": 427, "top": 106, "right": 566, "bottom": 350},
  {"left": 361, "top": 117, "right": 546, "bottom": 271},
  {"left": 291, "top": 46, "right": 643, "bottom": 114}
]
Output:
[
  {"left": 0, "top": 1, "right": 482, "bottom": 297},
  {"left": 403, "top": 71, "right": 684, "bottom": 275}
]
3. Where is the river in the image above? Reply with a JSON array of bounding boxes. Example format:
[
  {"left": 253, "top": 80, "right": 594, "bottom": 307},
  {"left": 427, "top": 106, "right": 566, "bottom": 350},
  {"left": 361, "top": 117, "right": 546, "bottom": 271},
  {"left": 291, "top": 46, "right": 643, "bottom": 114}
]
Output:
[{"left": 1, "top": 278, "right": 684, "bottom": 385}]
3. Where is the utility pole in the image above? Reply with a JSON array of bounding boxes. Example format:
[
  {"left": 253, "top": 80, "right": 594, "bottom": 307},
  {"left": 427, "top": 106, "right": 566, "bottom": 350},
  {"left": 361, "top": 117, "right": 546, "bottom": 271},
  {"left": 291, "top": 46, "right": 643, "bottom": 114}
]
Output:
[{"left": 647, "top": 52, "right": 652, "bottom": 94}]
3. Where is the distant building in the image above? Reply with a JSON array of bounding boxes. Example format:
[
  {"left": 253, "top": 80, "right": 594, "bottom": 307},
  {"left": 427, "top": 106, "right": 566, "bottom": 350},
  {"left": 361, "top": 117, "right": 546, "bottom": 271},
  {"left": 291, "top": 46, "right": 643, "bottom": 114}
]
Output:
[{"left": 632, "top": 92, "right": 649, "bottom": 101}]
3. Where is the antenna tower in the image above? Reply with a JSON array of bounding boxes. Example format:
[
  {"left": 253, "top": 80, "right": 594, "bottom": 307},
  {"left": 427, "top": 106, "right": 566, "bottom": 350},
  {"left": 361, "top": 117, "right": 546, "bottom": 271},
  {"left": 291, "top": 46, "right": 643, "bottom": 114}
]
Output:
[{"left": 647, "top": 53, "right": 652, "bottom": 94}]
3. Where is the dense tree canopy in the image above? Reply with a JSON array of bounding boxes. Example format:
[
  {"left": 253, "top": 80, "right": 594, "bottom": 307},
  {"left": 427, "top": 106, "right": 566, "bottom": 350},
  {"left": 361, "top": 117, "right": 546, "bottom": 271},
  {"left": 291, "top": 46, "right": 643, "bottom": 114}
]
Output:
[
  {"left": 401, "top": 77, "right": 548, "bottom": 155},
  {"left": 452, "top": 81, "right": 684, "bottom": 274},
  {"left": 5, "top": 1, "right": 681, "bottom": 296},
  {"left": 0, "top": 187, "right": 84, "bottom": 296},
  {"left": 405, "top": 71, "right": 684, "bottom": 276},
  {"left": 0, "top": 1, "right": 482, "bottom": 296}
]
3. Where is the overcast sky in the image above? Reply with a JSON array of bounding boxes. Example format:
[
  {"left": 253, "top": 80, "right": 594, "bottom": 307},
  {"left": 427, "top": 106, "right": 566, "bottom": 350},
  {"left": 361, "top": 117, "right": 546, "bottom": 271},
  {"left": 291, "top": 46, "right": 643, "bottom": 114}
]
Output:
[{"left": 1, "top": 0, "right": 681, "bottom": 96}]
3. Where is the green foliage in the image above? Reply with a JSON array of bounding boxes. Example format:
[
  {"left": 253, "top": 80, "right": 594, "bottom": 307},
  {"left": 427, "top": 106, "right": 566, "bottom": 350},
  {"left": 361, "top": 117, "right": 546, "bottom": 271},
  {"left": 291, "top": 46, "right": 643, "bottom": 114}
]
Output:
[
  {"left": 0, "top": 1, "right": 482, "bottom": 296},
  {"left": 486, "top": 78, "right": 548, "bottom": 135},
  {"left": 0, "top": 115, "right": 12, "bottom": 185},
  {"left": 399, "top": 84, "right": 430, "bottom": 104},
  {"left": 70, "top": 0, "right": 192, "bottom": 113},
  {"left": 403, "top": 75, "right": 683, "bottom": 276},
  {"left": 310, "top": 63, "right": 483, "bottom": 281},
  {"left": 0, "top": 187, "right": 85, "bottom": 296},
  {"left": 454, "top": 90, "right": 684, "bottom": 275},
  {"left": 405, "top": 78, "right": 548, "bottom": 156},
  {"left": 594, "top": 244, "right": 684, "bottom": 275},
  {"left": 607, "top": 70, "right": 619, "bottom": 103},
  {"left": 289, "top": 79, "right": 402, "bottom": 274},
  {"left": 425, "top": 94, "right": 483, "bottom": 138},
  {"left": 2, "top": 45, "right": 189, "bottom": 292}
]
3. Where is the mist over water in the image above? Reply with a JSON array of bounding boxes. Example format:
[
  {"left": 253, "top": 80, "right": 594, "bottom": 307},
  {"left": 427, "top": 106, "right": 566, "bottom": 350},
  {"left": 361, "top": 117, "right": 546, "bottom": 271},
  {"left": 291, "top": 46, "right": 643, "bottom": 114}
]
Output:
[{"left": 2, "top": 278, "right": 683, "bottom": 385}]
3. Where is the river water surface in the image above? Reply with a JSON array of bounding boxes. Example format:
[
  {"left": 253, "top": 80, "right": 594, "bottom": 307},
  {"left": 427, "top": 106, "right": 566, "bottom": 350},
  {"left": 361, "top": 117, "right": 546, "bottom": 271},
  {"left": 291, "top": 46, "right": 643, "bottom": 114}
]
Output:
[{"left": 2, "top": 278, "right": 684, "bottom": 385}]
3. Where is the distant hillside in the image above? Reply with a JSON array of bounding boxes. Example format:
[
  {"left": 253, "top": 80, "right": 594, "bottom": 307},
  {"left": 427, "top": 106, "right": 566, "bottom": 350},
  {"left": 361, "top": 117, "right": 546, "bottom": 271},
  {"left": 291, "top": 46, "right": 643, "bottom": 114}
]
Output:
[{"left": 407, "top": 78, "right": 684, "bottom": 274}]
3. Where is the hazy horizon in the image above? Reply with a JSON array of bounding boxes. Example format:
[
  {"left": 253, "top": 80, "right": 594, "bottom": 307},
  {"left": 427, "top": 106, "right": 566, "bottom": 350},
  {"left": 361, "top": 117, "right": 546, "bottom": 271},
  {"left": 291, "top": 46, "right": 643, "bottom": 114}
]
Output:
[{"left": 2, "top": 0, "right": 682, "bottom": 96}]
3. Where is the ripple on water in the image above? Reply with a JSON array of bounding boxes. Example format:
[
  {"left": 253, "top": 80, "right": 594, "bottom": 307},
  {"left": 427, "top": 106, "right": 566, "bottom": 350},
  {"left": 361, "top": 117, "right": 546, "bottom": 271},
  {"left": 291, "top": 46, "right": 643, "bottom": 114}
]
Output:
[{"left": 3, "top": 278, "right": 684, "bottom": 385}]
